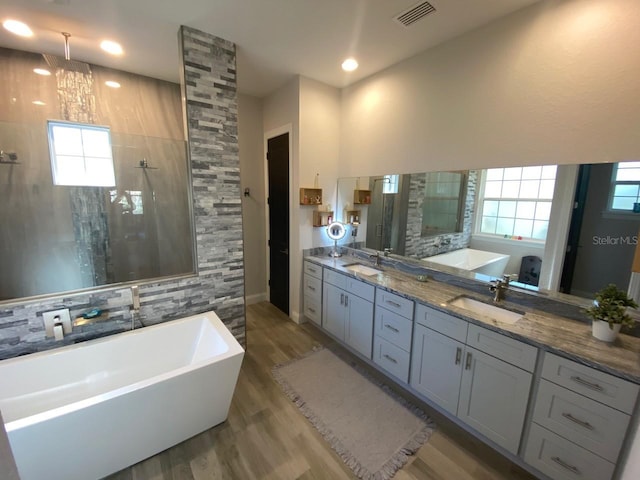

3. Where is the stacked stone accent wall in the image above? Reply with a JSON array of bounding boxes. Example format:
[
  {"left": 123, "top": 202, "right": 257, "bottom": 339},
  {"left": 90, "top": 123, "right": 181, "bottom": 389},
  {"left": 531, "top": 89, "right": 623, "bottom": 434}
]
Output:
[
  {"left": 404, "top": 170, "right": 478, "bottom": 259},
  {"left": 0, "top": 26, "right": 245, "bottom": 359}
]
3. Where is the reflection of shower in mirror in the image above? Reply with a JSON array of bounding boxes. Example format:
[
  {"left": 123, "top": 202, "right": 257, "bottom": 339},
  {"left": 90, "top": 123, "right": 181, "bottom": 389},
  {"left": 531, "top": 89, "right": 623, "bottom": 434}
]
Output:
[
  {"left": 0, "top": 150, "right": 19, "bottom": 164},
  {"left": 137, "top": 158, "right": 159, "bottom": 169}
]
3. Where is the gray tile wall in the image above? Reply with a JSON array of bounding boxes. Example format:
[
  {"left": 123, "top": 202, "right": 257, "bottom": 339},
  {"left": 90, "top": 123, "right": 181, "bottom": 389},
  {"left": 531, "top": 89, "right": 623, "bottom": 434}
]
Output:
[
  {"left": 0, "top": 26, "right": 245, "bottom": 360},
  {"left": 404, "top": 170, "right": 478, "bottom": 259}
]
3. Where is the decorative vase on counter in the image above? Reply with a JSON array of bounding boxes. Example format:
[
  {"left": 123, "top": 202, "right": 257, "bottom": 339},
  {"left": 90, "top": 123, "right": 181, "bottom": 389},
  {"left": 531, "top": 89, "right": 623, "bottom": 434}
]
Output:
[{"left": 591, "top": 319, "right": 621, "bottom": 343}]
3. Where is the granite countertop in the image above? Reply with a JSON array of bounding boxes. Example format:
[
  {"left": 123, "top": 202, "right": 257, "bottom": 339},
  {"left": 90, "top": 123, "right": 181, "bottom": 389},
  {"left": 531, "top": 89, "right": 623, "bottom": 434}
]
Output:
[{"left": 305, "top": 255, "right": 640, "bottom": 384}]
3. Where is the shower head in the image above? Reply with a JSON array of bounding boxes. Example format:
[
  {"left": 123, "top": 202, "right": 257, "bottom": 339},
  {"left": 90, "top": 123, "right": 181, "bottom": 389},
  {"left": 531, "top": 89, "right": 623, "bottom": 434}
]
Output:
[{"left": 42, "top": 32, "right": 91, "bottom": 75}]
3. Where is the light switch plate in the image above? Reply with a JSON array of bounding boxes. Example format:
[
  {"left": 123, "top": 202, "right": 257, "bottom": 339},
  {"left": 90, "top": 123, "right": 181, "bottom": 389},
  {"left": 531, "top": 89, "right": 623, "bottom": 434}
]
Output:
[{"left": 43, "top": 308, "right": 72, "bottom": 338}]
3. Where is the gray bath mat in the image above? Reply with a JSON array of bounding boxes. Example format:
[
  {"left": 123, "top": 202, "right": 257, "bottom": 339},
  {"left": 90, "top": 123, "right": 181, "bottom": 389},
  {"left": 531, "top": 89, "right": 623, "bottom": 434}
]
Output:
[{"left": 273, "top": 347, "right": 435, "bottom": 479}]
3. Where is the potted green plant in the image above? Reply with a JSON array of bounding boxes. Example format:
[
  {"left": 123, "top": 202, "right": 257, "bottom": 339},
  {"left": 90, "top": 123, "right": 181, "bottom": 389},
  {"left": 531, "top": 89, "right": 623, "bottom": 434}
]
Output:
[{"left": 585, "top": 284, "right": 638, "bottom": 342}]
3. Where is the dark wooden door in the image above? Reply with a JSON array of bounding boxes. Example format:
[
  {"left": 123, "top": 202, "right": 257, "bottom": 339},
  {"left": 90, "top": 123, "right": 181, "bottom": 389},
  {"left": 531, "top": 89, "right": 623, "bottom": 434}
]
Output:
[
  {"left": 267, "top": 133, "right": 289, "bottom": 315},
  {"left": 560, "top": 164, "right": 591, "bottom": 294}
]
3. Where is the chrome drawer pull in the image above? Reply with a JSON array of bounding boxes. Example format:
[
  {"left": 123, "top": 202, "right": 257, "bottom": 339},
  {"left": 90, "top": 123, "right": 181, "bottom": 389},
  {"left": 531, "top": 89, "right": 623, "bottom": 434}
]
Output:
[
  {"left": 308, "top": 286, "right": 316, "bottom": 291},
  {"left": 562, "top": 412, "right": 594, "bottom": 431},
  {"left": 570, "top": 376, "right": 604, "bottom": 392},
  {"left": 384, "top": 324, "right": 400, "bottom": 333},
  {"left": 465, "top": 352, "right": 472, "bottom": 370},
  {"left": 386, "top": 299, "right": 402, "bottom": 308},
  {"left": 308, "top": 308, "right": 316, "bottom": 314},
  {"left": 383, "top": 354, "right": 398, "bottom": 364},
  {"left": 345, "top": 295, "right": 349, "bottom": 307},
  {"left": 340, "top": 293, "right": 344, "bottom": 305},
  {"left": 455, "top": 347, "right": 462, "bottom": 365},
  {"left": 551, "top": 456, "right": 581, "bottom": 475},
  {"left": 308, "top": 267, "right": 317, "bottom": 273}
]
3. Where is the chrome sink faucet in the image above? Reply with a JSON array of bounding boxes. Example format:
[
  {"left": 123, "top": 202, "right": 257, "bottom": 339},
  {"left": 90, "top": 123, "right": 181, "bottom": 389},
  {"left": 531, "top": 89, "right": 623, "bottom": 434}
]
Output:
[
  {"left": 369, "top": 251, "right": 382, "bottom": 267},
  {"left": 490, "top": 275, "right": 511, "bottom": 302}
]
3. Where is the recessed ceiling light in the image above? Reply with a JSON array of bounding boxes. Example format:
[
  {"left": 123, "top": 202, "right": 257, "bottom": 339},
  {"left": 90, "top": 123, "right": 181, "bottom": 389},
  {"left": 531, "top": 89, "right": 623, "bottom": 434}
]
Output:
[
  {"left": 32, "top": 100, "right": 46, "bottom": 106},
  {"left": 3, "top": 19, "right": 33, "bottom": 37},
  {"left": 341, "top": 58, "right": 358, "bottom": 72},
  {"left": 100, "top": 40, "right": 123, "bottom": 56},
  {"left": 33, "top": 68, "right": 51, "bottom": 76},
  {"left": 105, "top": 80, "right": 121, "bottom": 89}
]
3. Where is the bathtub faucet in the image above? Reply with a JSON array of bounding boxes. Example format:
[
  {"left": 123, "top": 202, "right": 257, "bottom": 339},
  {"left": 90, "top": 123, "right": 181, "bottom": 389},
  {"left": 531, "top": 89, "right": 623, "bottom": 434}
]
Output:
[{"left": 489, "top": 275, "right": 511, "bottom": 302}]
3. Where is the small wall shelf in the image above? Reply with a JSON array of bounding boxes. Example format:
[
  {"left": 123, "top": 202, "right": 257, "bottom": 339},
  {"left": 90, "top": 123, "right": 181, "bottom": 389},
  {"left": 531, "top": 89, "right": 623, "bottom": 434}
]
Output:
[
  {"left": 313, "top": 210, "right": 334, "bottom": 227},
  {"left": 300, "top": 188, "right": 322, "bottom": 205},
  {"left": 345, "top": 210, "right": 361, "bottom": 223},
  {"left": 354, "top": 189, "right": 372, "bottom": 205}
]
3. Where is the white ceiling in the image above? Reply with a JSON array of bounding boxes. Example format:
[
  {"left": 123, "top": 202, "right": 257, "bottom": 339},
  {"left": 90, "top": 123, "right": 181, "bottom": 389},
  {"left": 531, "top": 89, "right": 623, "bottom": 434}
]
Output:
[{"left": 0, "top": 0, "right": 539, "bottom": 98}]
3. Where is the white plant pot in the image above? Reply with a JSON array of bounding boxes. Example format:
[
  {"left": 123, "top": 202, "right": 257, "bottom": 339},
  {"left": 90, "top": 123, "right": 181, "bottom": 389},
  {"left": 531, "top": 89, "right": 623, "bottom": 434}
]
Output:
[{"left": 591, "top": 319, "right": 621, "bottom": 342}]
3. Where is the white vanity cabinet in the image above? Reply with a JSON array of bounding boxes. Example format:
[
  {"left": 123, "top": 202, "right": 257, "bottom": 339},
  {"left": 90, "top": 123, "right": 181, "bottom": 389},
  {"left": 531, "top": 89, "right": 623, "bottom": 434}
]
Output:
[
  {"left": 411, "top": 304, "right": 536, "bottom": 455},
  {"left": 411, "top": 305, "right": 468, "bottom": 415},
  {"left": 303, "top": 261, "right": 323, "bottom": 325},
  {"left": 373, "top": 289, "right": 414, "bottom": 383},
  {"left": 524, "top": 352, "right": 640, "bottom": 480},
  {"left": 322, "top": 269, "right": 375, "bottom": 358}
]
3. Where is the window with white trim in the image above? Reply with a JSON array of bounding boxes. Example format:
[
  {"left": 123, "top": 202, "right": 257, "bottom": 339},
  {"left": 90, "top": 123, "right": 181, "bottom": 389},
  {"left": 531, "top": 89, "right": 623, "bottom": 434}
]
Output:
[
  {"left": 477, "top": 165, "right": 557, "bottom": 241},
  {"left": 48, "top": 121, "right": 116, "bottom": 187},
  {"left": 609, "top": 162, "right": 640, "bottom": 211}
]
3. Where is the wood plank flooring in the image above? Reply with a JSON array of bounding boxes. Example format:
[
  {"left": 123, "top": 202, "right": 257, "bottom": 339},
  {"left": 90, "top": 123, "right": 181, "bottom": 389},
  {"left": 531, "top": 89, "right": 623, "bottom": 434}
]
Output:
[{"left": 108, "top": 302, "right": 537, "bottom": 480}]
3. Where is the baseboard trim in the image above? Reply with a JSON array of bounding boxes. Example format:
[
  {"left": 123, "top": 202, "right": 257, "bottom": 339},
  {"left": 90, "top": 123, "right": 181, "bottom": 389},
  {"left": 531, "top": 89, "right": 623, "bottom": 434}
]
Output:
[
  {"left": 245, "top": 293, "right": 267, "bottom": 305},
  {"left": 291, "top": 310, "right": 306, "bottom": 324}
]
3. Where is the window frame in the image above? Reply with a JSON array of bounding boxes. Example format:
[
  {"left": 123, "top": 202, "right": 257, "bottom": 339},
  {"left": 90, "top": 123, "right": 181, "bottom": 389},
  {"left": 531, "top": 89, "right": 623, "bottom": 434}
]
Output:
[
  {"left": 473, "top": 166, "right": 557, "bottom": 243},
  {"left": 607, "top": 162, "right": 640, "bottom": 213},
  {"left": 47, "top": 120, "right": 116, "bottom": 187}
]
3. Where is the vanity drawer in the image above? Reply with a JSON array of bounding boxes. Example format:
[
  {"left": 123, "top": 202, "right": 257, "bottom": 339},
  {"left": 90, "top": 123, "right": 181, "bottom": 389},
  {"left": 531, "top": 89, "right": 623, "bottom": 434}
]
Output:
[
  {"left": 303, "top": 274, "right": 322, "bottom": 301},
  {"left": 466, "top": 323, "right": 537, "bottom": 372},
  {"left": 542, "top": 352, "right": 640, "bottom": 414},
  {"left": 304, "top": 260, "right": 322, "bottom": 280},
  {"left": 524, "top": 423, "right": 615, "bottom": 480},
  {"left": 533, "top": 379, "right": 629, "bottom": 462},
  {"left": 375, "top": 289, "right": 414, "bottom": 320},
  {"left": 346, "top": 277, "right": 375, "bottom": 302},
  {"left": 304, "top": 295, "right": 322, "bottom": 325},
  {"left": 373, "top": 336, "right": 410, "bottom": 383},
  {"left": 324, "top": 268, "right": 347, "bottom": 289},
  {"left": 375, "top": 306, "right": 413, "bottom": 352},
  {"left": 415, "top": 303, "right": 468, "bottom": 343}
]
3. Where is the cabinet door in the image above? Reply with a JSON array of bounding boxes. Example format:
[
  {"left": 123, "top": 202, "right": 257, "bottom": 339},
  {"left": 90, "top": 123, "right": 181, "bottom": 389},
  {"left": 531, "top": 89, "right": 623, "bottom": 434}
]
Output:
[
  {"left": 458, "top": 347, "right": 532, "bottom": 454},
  {"left": 410, "top": 324, "right": 464, "bottom": 415},
  {"left": 322, "top": 282, "right": 346, "bottom": 340},
  {"left": 345, "top": 294, "right": 374, "bottom": 358}
]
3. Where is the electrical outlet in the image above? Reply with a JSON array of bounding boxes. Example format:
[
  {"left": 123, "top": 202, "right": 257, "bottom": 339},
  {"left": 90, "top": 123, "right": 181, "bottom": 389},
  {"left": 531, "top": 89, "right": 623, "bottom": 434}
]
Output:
[{"left": 43, "top": 308, "right": 72, "bottom": 338}]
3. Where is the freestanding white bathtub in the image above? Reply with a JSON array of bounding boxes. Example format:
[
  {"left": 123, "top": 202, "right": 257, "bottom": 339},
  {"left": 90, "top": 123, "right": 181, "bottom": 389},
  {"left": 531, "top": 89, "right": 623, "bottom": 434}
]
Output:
[
  {"left": 0, "top": 311, "right": 244, "bottom": 480},
  {"left": 423, "top": 247, "right": 511, "bottom": 277}
]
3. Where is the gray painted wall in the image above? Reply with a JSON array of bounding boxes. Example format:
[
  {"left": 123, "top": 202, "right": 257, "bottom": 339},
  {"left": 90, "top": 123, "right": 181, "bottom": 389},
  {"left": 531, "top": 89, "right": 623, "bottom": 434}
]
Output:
[{"left": 572, "top": 163, "right": 639, "bottom": 297}]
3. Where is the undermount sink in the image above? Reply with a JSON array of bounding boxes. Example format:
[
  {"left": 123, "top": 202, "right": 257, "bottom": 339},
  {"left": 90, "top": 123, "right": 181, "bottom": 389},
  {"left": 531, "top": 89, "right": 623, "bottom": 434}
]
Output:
[
  {"left": 448, "top": 296, "right": 524, "bottom": 325},
  {"left": 344, "top": 264, "right": 382, "bottom": 276}
]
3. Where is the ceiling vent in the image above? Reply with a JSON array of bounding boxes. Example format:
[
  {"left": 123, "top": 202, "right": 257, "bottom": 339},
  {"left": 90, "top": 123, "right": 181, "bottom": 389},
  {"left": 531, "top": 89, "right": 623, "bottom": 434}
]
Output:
[{"left": 393, "top": 1, "right": 437, "bottom": 28}]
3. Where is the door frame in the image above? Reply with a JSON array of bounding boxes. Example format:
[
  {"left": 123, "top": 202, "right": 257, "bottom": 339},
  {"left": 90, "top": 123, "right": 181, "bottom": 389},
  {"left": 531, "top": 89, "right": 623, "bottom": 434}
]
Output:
[{"left": 264, "top": 124, "right": 293, "bottom": 316}]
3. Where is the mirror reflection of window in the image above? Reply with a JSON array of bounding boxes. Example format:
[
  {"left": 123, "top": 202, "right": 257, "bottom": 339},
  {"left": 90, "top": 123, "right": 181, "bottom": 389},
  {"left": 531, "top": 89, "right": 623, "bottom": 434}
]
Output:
[
  {"left": 109, "top": 190, "right": 144, "bottom": 215},
  {"left": 383, "top": 174, "right": 399, "bottom": 194},
  {"left": 48, "top": 121, "right": 116, "bottom": 187},
  {"left": 477, "top": 165, "right": 557, "bottom": 241},
  {"left": 609, "top": 162, "right": 640, "bottom": 211}
]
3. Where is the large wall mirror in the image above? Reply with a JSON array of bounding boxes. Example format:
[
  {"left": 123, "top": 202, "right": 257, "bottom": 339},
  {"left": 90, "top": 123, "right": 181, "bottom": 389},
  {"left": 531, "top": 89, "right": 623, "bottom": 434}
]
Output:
[
  {"left": 337, "top": 161, "right": 640, "bottom": 301},
  {"left": 0, "top": 45, "right": 195, "bottom": 302}
]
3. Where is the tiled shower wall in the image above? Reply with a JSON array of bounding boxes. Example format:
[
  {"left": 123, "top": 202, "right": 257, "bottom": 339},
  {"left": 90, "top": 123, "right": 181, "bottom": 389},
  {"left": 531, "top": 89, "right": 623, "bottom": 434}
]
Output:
[
  {"left": 404, "top": 170, "right": 478, "bottom": 259},
  {"left": 0, "top": 26, "right": 245, "bottom": 359}
]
